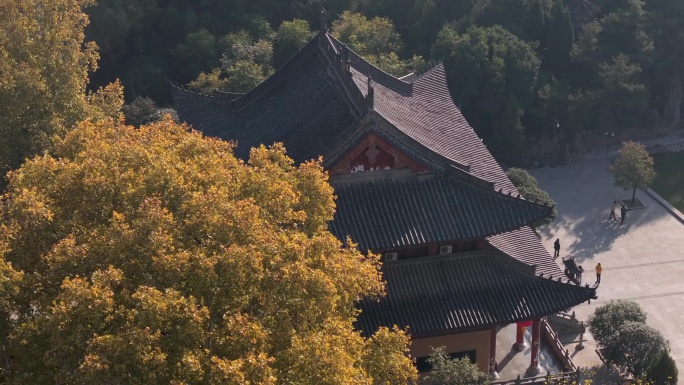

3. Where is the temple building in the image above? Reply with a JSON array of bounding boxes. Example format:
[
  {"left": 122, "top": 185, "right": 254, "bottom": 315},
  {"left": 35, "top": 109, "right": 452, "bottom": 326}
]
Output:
[{"left": 172, "top": 30, "right": 596, "bottom": 378}]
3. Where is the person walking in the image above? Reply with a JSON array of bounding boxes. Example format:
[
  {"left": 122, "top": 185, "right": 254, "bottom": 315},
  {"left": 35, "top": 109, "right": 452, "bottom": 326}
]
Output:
[
  {"left": 553, "top": 238, "right": 560, "bottom": 258},
  {"left": 595, "top": 263, "right": 602, "bottom": 283},
  {"left": 609, "top": 201, "right": 618, "bottom": 221},
  {"left": 620, "top": 204, "right": 628, "bottom": 224}
]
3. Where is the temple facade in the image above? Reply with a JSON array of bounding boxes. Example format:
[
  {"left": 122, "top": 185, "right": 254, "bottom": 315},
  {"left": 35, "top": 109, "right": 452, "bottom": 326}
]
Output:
[{"left": 172, "top": 30, "right": 596, "bottom": 377}]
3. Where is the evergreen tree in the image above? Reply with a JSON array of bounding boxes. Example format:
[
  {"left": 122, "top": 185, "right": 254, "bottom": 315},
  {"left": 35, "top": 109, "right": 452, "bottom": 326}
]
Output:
[{"left": 546, "top": 0, "right": 574, "bottom": 76}]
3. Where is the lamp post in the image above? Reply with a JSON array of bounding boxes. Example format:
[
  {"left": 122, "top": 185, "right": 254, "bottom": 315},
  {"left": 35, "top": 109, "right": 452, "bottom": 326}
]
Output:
[
  {"left": 552, "top": 119, "right": 560, "bottom": 166},
  {"left": 604, "top": 132, "right": 615, "bottom": 159}
]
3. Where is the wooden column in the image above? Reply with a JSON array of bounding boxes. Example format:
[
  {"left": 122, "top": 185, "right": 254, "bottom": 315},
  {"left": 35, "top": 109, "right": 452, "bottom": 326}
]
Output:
[
  {"left": 514, "top": 324, "right": 526, "bottom": 351},
  {"left": 489, "top": 326, "right": 499, "bottom": 379},
  {"left": 528, "top": 318, "right": 542, "bottom": 375}
]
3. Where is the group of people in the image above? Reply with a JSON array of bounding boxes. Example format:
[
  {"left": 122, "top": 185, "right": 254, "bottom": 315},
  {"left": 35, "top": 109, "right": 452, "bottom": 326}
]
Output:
[
  {"left": 609, "top": 200, "right": 628, "bottom": 224},
  {"left": 554, "top": 238, "right": 602, "bottom": 284}
]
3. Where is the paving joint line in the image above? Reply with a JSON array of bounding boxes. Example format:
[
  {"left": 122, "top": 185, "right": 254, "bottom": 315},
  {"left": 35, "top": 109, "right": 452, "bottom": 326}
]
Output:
[{"left": 606, "top": 258, "right": 684, "bottom": 271}]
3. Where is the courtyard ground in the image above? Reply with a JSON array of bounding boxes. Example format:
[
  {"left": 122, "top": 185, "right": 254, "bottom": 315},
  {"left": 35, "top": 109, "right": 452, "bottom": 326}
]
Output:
[{"left": 530, "top": 149, "right": 684, "bottom": 384}]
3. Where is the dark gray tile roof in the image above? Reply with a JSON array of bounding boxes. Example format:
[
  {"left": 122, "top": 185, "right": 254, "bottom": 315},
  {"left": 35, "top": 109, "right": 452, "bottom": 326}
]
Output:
[
  {"left": 350, "top": 64, "right": 516, "bottom": 193},
  {"left": 330, "top": 173, "right": 553, "bottom": 251},
  {"left": 172, "top": 32, "right": 560, "bottom": 277},
  {"left": 356, "top": 251, "right": 596, "bottom": 337},
  {"left": 487, "top": 227, "right": 563, "bottom": 278},
  {"left": 171, "top": 35, "right": 363, "bottom": 163}
]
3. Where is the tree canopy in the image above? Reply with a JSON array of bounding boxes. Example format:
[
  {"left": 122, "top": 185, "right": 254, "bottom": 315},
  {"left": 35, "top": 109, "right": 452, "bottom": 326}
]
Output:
[
  {"left": 602, "top": 321, "right": 669, "bottom": 378},
  {"left": 0, "top": 117, "right": 417, "bottom": 384},
  {"left": 588, "top": 300, "right": 675, "bottom": 381},
  {"left": 420, "top": 346, "right": 490, "bottom": 385},
  {"left": 506, "top": 168, "right": 556, "bottom": 226},
  {"left": 608, "top": 141, "right": 656, "bottom": 204},
  {"left": 588, "top": 299, "right": 648, "bottom": 346},
  {"left": 0, "top": 0, "right": 121, "bottom": 183}
]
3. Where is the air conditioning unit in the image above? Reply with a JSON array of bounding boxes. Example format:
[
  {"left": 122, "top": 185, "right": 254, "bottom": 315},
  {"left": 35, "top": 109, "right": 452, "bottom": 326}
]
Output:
[
  {"left": 384, "top": 252, "right": 398, "bottom": 261},
  {"left": 439, "top": 245, "right": 453, "bottom": 255}
]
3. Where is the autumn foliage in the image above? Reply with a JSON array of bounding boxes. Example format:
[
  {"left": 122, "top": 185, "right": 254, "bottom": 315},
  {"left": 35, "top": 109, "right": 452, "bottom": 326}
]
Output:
[{"left": 0, "top": 118, "right": 417, "bottom": 384}]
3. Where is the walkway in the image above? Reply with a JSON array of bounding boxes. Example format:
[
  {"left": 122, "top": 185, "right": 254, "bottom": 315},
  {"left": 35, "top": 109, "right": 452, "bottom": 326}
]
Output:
[
  {"left": 495, "top": 324, "right": 565, "bottom": 380},
  {"left": 528, "top": 137, "right": 684, "bottom": 384}
]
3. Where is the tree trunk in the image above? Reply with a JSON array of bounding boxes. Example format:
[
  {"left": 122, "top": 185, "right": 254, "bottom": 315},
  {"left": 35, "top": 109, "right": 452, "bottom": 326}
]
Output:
[{"left": 632, "top": 186, "right": 637, "bottom": 205}]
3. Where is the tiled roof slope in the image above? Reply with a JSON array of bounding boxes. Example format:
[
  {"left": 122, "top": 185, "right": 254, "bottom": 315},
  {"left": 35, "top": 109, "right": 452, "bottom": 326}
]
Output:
[
  {"left": 349, "top": 62, "right": 516, "bottom": 193},
  {"left": 171, "top": 36, "right": 363, "bottom": 163},
  {"left": 330, "top": 174, "right": 553, "bottom": 250},
  {"left": 356, "top": 251, "right": 596, "bottom": 337},
  {"left": 488, "top": 227, "right": 563, "bottom": 278}
]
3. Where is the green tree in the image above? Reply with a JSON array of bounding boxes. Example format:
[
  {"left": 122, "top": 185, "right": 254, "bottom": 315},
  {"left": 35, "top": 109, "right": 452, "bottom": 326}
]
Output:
[
  {"left": 222, "top": 60, "right": 272, "bottom": 92},
  {"left": 645, "top": 351, "right": 678, "bottom": 385},
  {"left": 331, "top": 11, "right": 422, "bottom": 76},
  {"left": 172, "top": 29, "right": 219, "bottom": 80},
  {"left": 431, "top": 25, "right": 541, "bottom": 161},
  {"left": 546, "top": 0, "right": 574, "bottom": 76},
  {"left": 608, "top": 141, "right": 656, "bottom": 204},
  {"left": 189, "top": 67, "right": 231, "bottom": 93},
  {"left": 588, "top": 300, "right": 647, "bottom": 347},
  {"left": 0, "top": 117, "right": 418, "bottom": 384},
  {"left": 599, "top": 54, "right": 647, "bottom": 128},
  {"left": 0, "top": 0, "right": 99, "bottom": 181},
  {"left": 602, "top": 322, "right": 669, "bottom": 378},
  {"left": 420, "top": 346, "right": 490, "bottom": 385},
  {"left": 85, "top": 0, "right": 159, "bottom": 61},
  {"left": 122, "top": 96, "right": 159, "bottom": 126},
  {"left": 506, "top": 168, "right": 556, "bottom": 226},
  {"left": 275, "top": 19, "right": 315, "bottom": 66},
  {"left": 598, "top": 0, "right": 653, "bottom": 67}
]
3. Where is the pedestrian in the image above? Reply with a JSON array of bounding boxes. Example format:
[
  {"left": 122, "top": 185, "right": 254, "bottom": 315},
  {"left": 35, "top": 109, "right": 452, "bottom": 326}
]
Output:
[
  {"left": 609, "top": 201, "right": 618, "bottom": 221},
  {"left": 553, "top": 238, "right": 560, "bottom": 258},
  {"left": 595, "top": 263, "right": 602, "bottom": 283},
  {"left": 620, "top": 204, "right": 627, "bottom": 224}
]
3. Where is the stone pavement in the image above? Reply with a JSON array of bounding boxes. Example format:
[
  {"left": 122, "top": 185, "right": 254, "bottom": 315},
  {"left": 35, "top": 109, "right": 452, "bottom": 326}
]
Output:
[{"left": 530, "top": 149, "right": 684, "bottom": 384}]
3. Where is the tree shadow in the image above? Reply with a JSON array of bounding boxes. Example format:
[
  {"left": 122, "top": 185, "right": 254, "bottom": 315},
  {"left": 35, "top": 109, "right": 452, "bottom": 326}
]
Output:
[
  {"left": 532, "top": 157, "right": 675, "bottom": 265},
  {"left": 566, "top": 216, "right": 631, "bottom": 263}
]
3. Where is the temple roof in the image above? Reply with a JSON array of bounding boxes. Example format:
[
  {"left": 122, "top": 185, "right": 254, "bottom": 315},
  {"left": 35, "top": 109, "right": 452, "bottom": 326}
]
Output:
[
  {"left": 356, "top": 251, "right": 596, "bottom": 337},
  {"left": 171, "top": 31, "right": 560, "bottom": 278},
  {"left": 171, "top": 35, "right": 364, "bottom": 163},
  {"left": 330, "top": 172, "right": 553, "bottom": 250},
  {"left": 172, "top": 32, "right": 516, "bottom": 193},
  {"left": 347, "top": 63, "right": 514, "bottom": 191}
]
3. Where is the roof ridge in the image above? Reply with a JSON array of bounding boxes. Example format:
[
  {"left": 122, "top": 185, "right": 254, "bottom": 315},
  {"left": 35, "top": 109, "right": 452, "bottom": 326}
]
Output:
[
  {"left": 169, "top": 81, "right": 226, "bottom": 101},
  {"left": 318, "top": 33, "right": 366, "bottom": 115},
  {"left": 229, "top": 35, "right": 323, "bottom": 111},
  {"left": 383, "top": 250, "right": 492, "bottom": 267},
  {"left": 326, "top": 33, "right": 413, "bottom": 95}
]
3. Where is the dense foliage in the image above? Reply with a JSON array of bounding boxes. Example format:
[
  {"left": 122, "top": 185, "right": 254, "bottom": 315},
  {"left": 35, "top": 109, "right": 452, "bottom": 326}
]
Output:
[
  {"left": 588, "top": 300, "right": 673, "bottom": 380},
  {"left": 420, "top": 346, "right": 490, "bottom": 385},
  {"left": 79, "top": 0, "right": 684, "bottom": 166},
  {"left": 0, "top": 0, "right": 122, "bottom": 184},
  {"left": 0, "top": 117, "right": 418, "bottom": 384},
  {"left": 645, "top": 351, "right": 678, "bottom": 385},
  {"left": 506, "top": 168, "right": 556, "bottom": 226}
]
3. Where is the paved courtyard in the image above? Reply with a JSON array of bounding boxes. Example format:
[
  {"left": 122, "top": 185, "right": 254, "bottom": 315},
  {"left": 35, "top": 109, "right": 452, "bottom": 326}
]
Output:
[{"left": 531, "top": 156, "right": 684, "bottom": 384}]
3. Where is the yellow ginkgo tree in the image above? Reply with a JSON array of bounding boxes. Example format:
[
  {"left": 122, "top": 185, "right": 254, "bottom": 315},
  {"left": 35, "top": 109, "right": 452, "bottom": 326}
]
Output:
[
  {"left": 0, "top": 0, "right": 123, "bottom": 183},
  {"left": 0, "top": 117, "right": 417, "bottom": 384}
]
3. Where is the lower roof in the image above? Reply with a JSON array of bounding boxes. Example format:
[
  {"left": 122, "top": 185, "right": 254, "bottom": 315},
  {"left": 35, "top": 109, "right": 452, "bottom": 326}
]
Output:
[
  {"left": 330, "top": 172, "right": 553, "bottom": 251},
  {"left": 356, "top": 251, "right": 596, "bottom": 337},
  {"left": 487, "top": 227, "right": 563, "bottom": 278}
]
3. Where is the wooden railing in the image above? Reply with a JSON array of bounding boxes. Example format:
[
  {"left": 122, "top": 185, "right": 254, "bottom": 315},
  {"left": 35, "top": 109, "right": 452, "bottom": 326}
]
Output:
[
  {"left": 542, "top": 317, "right": 578, "bottom": 372},
  {"left": 491, "top": 368, "right": 582, "bottom": 385}
]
